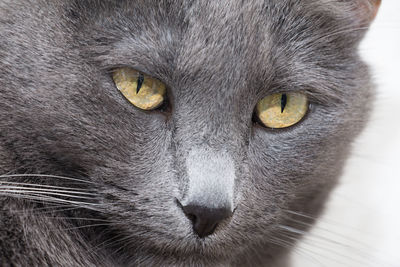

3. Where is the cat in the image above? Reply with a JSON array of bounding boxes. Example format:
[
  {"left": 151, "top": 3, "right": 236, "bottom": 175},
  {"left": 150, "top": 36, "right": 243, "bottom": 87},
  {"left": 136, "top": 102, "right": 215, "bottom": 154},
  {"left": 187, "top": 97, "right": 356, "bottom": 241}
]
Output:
[{"left": 0, "top": 0, "right": 381, "bottom": 266}]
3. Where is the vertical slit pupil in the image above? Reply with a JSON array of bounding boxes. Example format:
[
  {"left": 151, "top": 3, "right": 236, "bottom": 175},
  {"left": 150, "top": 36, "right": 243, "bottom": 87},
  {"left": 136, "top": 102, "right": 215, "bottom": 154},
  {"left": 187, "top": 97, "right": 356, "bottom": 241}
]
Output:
[
  {"left": 281, "top": 93, "right": 287, "bottom": 113},
  {"left": 136, "top": 73, "right": 144, "bottom": 94}
]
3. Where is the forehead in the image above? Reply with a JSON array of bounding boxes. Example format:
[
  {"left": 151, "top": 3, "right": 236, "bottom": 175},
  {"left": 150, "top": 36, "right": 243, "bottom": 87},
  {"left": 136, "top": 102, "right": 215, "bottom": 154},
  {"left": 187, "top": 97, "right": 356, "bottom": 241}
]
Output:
[
  {"left": 74, "top": 0, "right": 348, "bottom": 62},
  {"left": 73, "top": 0, "right": 357, "bottom": 103}
]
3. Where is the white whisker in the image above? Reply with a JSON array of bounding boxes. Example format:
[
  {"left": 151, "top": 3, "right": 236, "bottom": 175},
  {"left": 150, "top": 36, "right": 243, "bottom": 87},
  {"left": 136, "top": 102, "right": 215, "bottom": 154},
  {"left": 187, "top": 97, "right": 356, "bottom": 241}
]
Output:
[
  {"left": 91, "top": 234, "right": 131, "bottom": 256},
  {"left": 0, "top": 192, "right": 100, "bottom": 207},
  {"left": 62, "top": 223, "right": 118, "bottom": 231},
  {"left": 284, "top": 216, "right": 377, "bottom": 253},
  {"left": 47, "top": 217, "right": 111, "bottom": 222},
  {"left": 279, "top": 225, "right": 384, "bottom": 267},
  {"left": 0, "top": 189, "right": 96, "bottom": 200},
  {"left": 0, "top": 185, "right": 97, "bottom": 196},
  {"left": 269, "top": 236, "right": 327, "bottom": 267},
  {"left": 0, "top": 174, "right": 95, "bottom": 184},
  {"left": 0, "top": 181, "right": 95, "bottom": 192}
]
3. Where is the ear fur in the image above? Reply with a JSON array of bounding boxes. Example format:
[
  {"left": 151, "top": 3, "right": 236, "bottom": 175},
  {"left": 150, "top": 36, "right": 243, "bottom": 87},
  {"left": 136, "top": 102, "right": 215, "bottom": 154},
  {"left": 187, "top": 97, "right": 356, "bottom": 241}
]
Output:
[
  {"left": 367, "top": 0, "right": 381, "bottom": 20},
  {"left": 359, "top": 0, "right": 381, "bottom": 23}
]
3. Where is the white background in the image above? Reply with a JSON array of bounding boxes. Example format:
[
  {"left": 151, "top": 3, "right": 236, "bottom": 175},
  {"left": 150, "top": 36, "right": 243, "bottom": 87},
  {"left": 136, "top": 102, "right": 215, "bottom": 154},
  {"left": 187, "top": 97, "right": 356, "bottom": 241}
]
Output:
[{"left": 292, "top": 1, "right": 400, "bottom": 266}]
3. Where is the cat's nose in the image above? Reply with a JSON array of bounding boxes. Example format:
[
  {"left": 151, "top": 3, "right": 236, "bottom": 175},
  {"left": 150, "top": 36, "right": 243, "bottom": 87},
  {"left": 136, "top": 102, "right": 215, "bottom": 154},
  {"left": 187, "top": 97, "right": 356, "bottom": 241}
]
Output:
[{"left": 181, "top": 203, "right": 233, "bottom": 238}]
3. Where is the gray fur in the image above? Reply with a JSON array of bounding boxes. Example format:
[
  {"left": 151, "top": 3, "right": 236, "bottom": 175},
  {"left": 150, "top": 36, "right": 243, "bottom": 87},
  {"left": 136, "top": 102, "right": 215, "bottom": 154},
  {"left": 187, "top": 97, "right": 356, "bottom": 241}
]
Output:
[
  {"left": 0, "top": 0, "right": 378, "bottom": 266},
  {"left": 183, "top": 147, "right": 235, "bottom": 210}
]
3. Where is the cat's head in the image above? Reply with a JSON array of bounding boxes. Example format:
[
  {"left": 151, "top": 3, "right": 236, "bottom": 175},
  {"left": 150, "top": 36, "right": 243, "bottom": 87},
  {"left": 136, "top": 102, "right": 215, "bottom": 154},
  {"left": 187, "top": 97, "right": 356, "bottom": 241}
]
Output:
[{"left": 0, "top": 0, "right": 380, "bottom": 265}]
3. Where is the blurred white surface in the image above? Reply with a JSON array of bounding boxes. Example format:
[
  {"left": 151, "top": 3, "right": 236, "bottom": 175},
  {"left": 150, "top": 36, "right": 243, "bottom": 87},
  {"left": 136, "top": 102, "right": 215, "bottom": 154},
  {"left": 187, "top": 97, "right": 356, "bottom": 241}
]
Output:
[{"left": 292, "top": 1, "right": 400, "bottom": 266}]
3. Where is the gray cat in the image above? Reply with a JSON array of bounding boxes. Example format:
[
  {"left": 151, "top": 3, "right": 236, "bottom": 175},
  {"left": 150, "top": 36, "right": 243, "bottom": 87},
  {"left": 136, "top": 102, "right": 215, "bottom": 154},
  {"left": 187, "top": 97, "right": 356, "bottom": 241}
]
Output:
[{"left": 0, "top": 0, "right": 380, "bottom": 266}]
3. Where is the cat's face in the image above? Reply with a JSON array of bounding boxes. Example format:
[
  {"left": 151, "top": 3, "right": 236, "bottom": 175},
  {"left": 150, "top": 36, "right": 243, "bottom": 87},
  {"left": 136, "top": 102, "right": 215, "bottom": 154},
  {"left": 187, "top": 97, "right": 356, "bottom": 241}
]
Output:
[{"left": 0, "top": 0, "right": 380, "bottom": 265}]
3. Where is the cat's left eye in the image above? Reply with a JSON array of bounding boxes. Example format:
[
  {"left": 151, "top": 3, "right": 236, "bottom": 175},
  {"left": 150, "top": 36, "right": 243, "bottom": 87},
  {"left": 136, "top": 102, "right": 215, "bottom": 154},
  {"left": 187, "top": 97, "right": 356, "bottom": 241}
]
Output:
[
  {"left": 255, "top": 92, "right": 308, "bottom": 129},
  {"left": 112, "top": 67, "right": 166, "bottom": 110}
]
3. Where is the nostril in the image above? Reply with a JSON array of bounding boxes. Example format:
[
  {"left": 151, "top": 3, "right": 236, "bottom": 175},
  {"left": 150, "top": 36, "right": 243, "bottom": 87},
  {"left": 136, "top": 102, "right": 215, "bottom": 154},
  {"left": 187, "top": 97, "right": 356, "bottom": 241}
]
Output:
[
  {"left": 180, "top": 203, "right": 233, "bottom": 238},
  {"left": 190, "top": 214, "right": 197, "bottom": 222},
  {"left": 185, "top": 211, "right": 197, "bottom": 224}
]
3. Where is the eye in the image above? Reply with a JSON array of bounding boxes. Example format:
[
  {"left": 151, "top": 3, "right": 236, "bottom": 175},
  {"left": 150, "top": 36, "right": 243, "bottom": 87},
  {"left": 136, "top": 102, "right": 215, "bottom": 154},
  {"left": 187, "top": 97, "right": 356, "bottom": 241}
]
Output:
[
  {"left": 255, "top": 92, "right": 308, "bottom": 129},
  {"left": 112, "top": 67, "right": 166, "bottom": 110}
]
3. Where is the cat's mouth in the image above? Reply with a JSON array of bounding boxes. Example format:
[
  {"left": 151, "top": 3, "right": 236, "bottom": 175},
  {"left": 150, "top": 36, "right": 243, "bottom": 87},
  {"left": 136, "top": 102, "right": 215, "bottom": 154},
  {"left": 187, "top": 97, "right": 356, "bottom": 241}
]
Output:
[
  {"left": 116, "top": 223, "right": 284, "bottom": 266},
  {"left": 107, "top": 203, "right": 281, "bottom": 262}
]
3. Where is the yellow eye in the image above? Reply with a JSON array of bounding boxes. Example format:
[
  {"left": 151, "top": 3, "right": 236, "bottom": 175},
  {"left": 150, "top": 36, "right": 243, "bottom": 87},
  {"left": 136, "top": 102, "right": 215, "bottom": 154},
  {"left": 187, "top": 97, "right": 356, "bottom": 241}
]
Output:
[
  {"left": 112, "top": 67, "right": 166, "bottom": 110},
  {"left": 255, "top": 92, "right": 308, "bottom": 129}
]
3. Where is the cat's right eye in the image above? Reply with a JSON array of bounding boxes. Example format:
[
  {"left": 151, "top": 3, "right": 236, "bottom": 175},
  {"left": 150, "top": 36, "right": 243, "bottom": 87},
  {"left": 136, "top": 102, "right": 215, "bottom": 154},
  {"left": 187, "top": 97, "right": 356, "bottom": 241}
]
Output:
[{"left": 112, "top": 67, "right": 166, "bottom": 110}]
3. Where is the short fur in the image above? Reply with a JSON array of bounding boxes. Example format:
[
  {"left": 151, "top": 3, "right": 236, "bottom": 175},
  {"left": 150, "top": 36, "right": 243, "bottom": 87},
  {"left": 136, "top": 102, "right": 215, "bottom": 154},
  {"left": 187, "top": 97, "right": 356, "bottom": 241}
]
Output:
[{"left": 0, "top": 0, "right": 378, "bottom": 266}]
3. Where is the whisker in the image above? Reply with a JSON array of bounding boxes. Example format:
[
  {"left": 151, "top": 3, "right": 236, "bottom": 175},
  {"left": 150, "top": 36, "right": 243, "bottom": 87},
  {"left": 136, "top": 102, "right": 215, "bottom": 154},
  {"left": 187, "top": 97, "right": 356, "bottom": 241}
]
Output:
[
  {"left": 49, "top": 217, "right": 111, "bottom": 222},
  {"left": 279, "top": 225, "right": 382, "bottom": 267},
  {"left": 0, "top": 185, "right": 98, "bottom": 196},
  {"left": 0, "top": 181, "right": 96, "bottom": 193},
  {"left": 269, "top": 236, "right": 327, "bottom": 267},
  {"left": 92, "top": 234, "right": 133, "bottom": 256},
  {"left": 110, "top": 235, "right": 137, "bottom": 257},
  {"left": 282, "top": 209, "right": 389, "bottom": 239},
  {"left": 32, "top": 206, "right": 87, "bottom": 214},
  {"left": 4, "top": 203, "right": 80, "bottom": 214},
  {"left": 87, "top": 234, "right": 124, "bottom": 255},
  {"left": 0, "top": 174, "right": 95, "bottom": 184},
  {"left": 282, "top": 210, "right": 319, "bottom": 220},
  {"left": 62, "top": 223, "right": 122, "bottom": 231},
  {"left": 0, "top": 192, "right": 100, "bottom": 208},
  {"left": 294, "top": 236, "right": 378, "bottom": 267},
  {"left": 0, "top": 189, "right": 96, "bottom": 200},
  {"left": 283, "top": 216, "right": 376, "bottom": 253}
]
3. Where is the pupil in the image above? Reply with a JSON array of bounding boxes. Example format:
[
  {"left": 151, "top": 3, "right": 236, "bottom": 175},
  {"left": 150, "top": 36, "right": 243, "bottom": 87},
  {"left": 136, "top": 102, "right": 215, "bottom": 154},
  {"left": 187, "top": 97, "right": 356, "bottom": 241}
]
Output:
[
  {"left": 281, "top": 93, "right": 287, "bottom": 113},
  {"left": 136, "top": 73, "right": 144, "bottom": 93}
]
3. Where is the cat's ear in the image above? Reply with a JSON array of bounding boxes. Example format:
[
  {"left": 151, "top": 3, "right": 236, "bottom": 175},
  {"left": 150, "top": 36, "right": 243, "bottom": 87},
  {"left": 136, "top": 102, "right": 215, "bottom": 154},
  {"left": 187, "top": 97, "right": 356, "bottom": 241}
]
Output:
[
  {"left": 355, "top": 0, "right": 381, "bottom": 24},
  {"left": 329, "top": 0, "right": 381, "bottom": 29}
]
